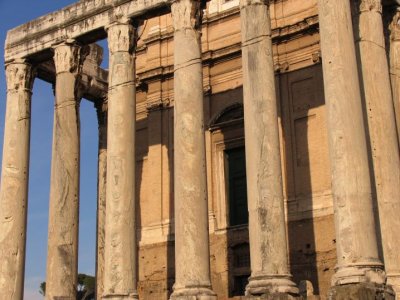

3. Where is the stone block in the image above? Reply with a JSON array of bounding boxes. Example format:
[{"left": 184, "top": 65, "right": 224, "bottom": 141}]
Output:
[{"left": 328, "top": 283, "right": 395, "bottom": 300}]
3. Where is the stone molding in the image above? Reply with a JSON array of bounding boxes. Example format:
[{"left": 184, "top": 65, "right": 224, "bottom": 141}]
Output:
[
  {"left": 5, "top": 60, "right": 35, "bottom": 92},
  {"left": 5, "top": 0, "right": 171, "bottom": 61}
]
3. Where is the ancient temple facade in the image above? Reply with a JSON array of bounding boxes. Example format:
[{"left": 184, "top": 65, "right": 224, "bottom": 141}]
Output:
[{"left": 1, "top": 0, "right": 400, "bottom": 299}]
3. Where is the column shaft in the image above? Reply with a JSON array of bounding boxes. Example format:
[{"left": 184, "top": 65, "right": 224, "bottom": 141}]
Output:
[
  {"left": 103, "top": 21, "right": 138, "bottom": 299},
  {"left": 46, "top": 42, "right": 82, "bottom": 299},
  {"left": 317, "top": 0, "right": 386, "bottom": 291},
  {"left": 389, "top": 8, "right": 400, "bottom": 144},
  {"left": 96, "top": 99, "right": 108, "bottom": 299},
  {"left": 240, "top": 0, "right": 299, "bottom": 297},
  {"left": 0, "top": 61, "right": 34, "bottom": 300},
  {"left": 353, "top": 0, "right": 400, "bottom": 294},
  {"left": 170, "top": 0, "right": 216, "bottom": 298}
]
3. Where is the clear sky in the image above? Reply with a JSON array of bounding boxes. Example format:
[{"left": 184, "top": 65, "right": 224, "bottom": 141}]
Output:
[{"left": 0, "top": 1, "right": 108, "bottom": 299}]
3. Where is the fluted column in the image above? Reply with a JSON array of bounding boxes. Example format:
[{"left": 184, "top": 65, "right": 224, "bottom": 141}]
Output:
[
  {"left": 46, "top": 41, "right": 82, "bottom": 299},
  {"left": 95, "top": 98, "right": 108, "bottom": 299},
  {"left": 353, "top": 0, "right": 400, "bottom": 295},
  {"left": 318, "top": 0, "right": 389, "bottom": 297},
  {"left": 170, "top": 0, "right": 216, "bottom": 299},
  {"left": 239, "top": 0, "right": 299, "bottom": 298},
  {"left": 0, "top": 60, "right": 35, "bottom": 300},
  {"left": 102, "top": 20, "right": 138, "bottom": 299},
  {"left": 389, "top": 6, "right": 400, "bottom": 144}
]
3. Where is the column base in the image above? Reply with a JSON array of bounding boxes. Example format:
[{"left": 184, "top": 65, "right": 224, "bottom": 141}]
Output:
[
  {"left": 170, "top": 286, "right": 217, "bottom": 300},
  {"left": 245, "top": 275, "right": 300, "bottom": 299},
  {"left": 387, "top": 274, "right": 400, "bottom": 298},
  {"left": 328, "top": 282, "right": 395, "bottom": 300},
  {"left": 102, "top": 292, "right": 139, "bottom": 300},
  {"left": 331, "top": 263, "right": 386, "bottom": 286}
]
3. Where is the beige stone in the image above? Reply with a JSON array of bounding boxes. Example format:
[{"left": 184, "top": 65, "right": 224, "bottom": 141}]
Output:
[
  {"left": 388, "top": 6, "right": 400, "bottom": 145},
  {"left": 3, "top": 1, "right": 400, "bottom": 299},
  {"left": 0, "top": 60, "right": 34, "bottom": 300},
  {"left": 239, "top": 0, "right": 299, "bottom": 297},
  {"left": 317, "top": 0, "right": 386, "bottom": 292},
  {"left": 170, "top": 0, "right": 216, "bottom": 299},
  {"left": 46, "top": 42, "right": 82, "bottom": 299},
  {"left": 102, "top": 21, "right": 138, "bottom": 299},
  {"left": 96, "top": 98, "right": 108, "bottom": 299},
  {"left": 352, "top": 0, "right": 400, "bottom": 296}
]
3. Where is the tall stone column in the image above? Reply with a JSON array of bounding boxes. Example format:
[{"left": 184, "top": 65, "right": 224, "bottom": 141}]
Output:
[
  {"left": 95, "top": 98, "right": 108, "bottom": 299},
  {"left": 318, "top": 0, "right": 389, "bottom": 297},
  {"left": 239, "top": 0, "right": 299, "bottom": 298},
  {"left": 102, "top": 20, "right": 138, "bottom": 299},
  {"left": 170, "top": 0, "right": 216, "bottom": 299},
  {"left": 0, "top": 60, "right": 35, "bottom": 300},
  {"left": 46, "top": 41, "right": 82, "bottom": 299},
  {"left": 353, "top": 0, "right": 400, "bottom": 295},
  {"left": 389, "top": 6, "right": 400, "bottom": 144}
]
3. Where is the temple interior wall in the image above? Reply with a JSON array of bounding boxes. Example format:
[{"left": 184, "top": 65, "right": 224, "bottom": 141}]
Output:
[{"left": 128, "top": 1, "right": 337, "bottom": 298}]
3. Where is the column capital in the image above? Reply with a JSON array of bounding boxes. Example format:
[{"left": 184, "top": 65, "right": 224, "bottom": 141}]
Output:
[
  {"left": 171, "top": 0, "right": 202, "bottom": 32},
  {"left": 53, "top": 40, "right": 82, "bottom": 75},
  {"left": 390, "top": 8, "right": 400, "bottom": 41},
  {"left": 359, "top": 0, "right": 382, "bottom": 13},
  {"left": 106, "top": 21, "right": 136, "bottom": 54},
  {"left": 5, "top": 60, "right": 35, "bottom": 92}
]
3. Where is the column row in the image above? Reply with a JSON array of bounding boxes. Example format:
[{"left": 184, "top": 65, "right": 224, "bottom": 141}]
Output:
[{"left": 1, "top": 0, "right": 400, "bottom": 299}]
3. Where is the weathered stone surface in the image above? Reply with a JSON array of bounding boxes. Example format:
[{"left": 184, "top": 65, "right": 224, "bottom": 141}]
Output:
[
  {"left": 170, "top": 0, "right": 216, "bottom": 299},
  {"left": 328, "top": 282, "right": 395, "bottom": 300},
  {"left": 239, "top": 0, "right": 299, "bottom": 297},
  {"left": 388, "top": 7, "right": 400, "bottom": 146},
  {"left": 46, "top": 41, "right": 83, "bottom": 299},
  {"left": 102, "top": 21, "right": 138, "bottom": 300},
  {"left": 318, "top": 0, "right": 385, "bottom": 289},
  {"left": 353, "top": 0, "right": 400, "bottom": 296},
  {"left": 0, "top": 60, "right": 35, "bottom": 300},
  {"left": 96, "top": 98, "right": 108, "bottom": 299}
]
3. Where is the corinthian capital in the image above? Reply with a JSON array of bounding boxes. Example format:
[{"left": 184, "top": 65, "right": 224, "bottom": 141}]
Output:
[
  {"left": 53, "top": 41, "right": 82, "bottom": 75},
  {"left": 171, "top": 0, "right": 202, "bottom": 32},
  {"left": 390, "top": 8, "right": 400, "bottom": 40},
  {"left": 106, "top": 21, "right": 136, "bottom": 54},
  {"left": 5, "top": 60, "right": 35, "bottom": 92},
  {"left": 359, "top": 0, "right": 383, "bottom": 12}
]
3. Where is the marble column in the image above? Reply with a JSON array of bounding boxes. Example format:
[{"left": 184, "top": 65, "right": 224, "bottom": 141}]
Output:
[
  {"left": 0, "top": 60, "right": 35, "bottom": 300},
  {"left": 102, "top": 20, "right": 138, "bottom": 299},
  {"left": 46, "top": 41, "right": 82, "bottom": 299},
  {"left": 95, "top": 98, "right": 108, "bottom": 299},
  {"left": 353, "top": 0, "right": 400, "bottom": 295},
  {"left": 170, "top": 0, "right": 216, "bottom": 299},
  {"left": 239, "top": 0, "right": 299, "bottom": 298},
  {"left": 318, "top": 0, "right": 389, "bottom": 297},
  {"left": 389, "top": 6, "right": 400, "bottom": 144}
]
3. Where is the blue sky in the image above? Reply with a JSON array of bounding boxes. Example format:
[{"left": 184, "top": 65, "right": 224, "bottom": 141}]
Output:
[{"left": 0, "top": 1, "right": 108, "bottom": 299}]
